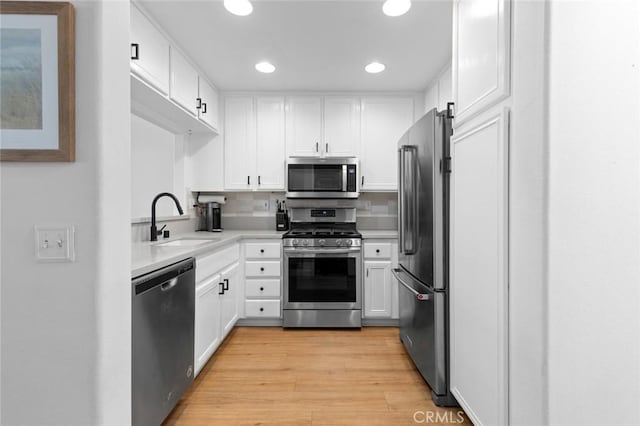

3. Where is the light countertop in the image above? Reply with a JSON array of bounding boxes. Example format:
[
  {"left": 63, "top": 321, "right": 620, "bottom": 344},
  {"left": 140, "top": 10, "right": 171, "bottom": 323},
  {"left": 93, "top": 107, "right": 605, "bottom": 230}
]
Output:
[
  {"left": 132, "top": 229, "right": 398, "bottom": 277},
  {"left": 132, "top": 230, "right": 284, "bottom": 277},
  {"left": 359, "top": 230, "right": 398, "bottom": 239}
]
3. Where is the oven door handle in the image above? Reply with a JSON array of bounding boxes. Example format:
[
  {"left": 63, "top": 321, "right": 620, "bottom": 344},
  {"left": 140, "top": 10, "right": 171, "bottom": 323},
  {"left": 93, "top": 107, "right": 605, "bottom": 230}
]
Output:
[
  {"left": 392, "top": 268, "right": 430, "bottom": 301},
  {"left": 283, "top": 247, "right": 361, "bottom": 254}
]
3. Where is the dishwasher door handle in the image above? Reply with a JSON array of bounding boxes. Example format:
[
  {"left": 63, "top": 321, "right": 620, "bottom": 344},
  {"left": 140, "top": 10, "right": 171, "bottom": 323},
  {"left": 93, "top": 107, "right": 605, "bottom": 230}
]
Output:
[
  {"left": 161, "top": 277, "right": 179, "bottom": 292},
  {"left": 392, "top": 268, "right": 430, "bottom": 301}
]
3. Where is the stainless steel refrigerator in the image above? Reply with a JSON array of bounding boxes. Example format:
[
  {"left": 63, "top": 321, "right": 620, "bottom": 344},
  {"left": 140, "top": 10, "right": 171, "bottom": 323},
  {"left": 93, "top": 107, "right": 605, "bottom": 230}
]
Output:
[{"left": 392, "top": 107, "right": 457, "bottom": 406}]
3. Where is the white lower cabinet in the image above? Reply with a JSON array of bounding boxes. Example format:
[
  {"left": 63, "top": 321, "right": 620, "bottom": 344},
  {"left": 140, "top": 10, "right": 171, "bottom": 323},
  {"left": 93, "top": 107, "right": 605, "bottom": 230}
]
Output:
[
  {"left": 195, "top": 273, "right": 222, "bottom": 375},
  {"left": 194, "top": 243, "right": 240, "bottom": 375},
  {"left": 219, "top": 262, "right": 241, "bottom": 337},
  {"left": 364, "top": 261, "right": 393, "bottom": 318},
  {"left": 363, "top": 240, "right": 399, "bottom": 320},
  {"left": 243, "top": 239, "right": 282, "bottom": 319}
]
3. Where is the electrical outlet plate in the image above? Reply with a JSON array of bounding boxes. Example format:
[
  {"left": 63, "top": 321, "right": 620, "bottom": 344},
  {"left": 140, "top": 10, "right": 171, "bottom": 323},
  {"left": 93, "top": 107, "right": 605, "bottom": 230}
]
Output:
[{"left": 34, "top": 225, "right": 75, "bottom": 262}]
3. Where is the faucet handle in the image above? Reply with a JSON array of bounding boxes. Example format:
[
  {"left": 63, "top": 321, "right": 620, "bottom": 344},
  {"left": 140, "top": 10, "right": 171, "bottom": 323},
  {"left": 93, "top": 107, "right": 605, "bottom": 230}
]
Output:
[{"left": 157, "top": 224, "right": 167, "bottom": 235}]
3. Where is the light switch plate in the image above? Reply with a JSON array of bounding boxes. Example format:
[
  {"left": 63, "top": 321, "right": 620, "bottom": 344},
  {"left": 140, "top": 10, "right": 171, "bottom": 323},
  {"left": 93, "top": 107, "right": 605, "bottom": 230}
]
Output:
[{"left": 34, "top": 225, "right": 75, "bottom": 262}]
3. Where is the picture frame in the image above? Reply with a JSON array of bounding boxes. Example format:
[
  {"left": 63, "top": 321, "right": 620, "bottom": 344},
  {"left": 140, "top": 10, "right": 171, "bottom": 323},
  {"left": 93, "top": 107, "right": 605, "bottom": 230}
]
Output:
[{"left": 0, "top": 1, "right": 74, "bottom": 162}]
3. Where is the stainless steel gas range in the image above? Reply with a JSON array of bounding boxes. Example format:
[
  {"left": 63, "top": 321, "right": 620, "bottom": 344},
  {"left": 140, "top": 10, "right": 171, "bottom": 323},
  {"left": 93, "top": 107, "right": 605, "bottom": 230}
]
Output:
[{"left": 282, "top": 207, "right": 362, "bottom": 328}]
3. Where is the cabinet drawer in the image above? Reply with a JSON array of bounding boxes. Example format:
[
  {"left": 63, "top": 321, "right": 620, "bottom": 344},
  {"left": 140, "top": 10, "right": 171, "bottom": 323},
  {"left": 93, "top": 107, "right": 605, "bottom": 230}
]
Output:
[
  {"left": 245, "top": 279, "right": 281, "bottom": 298},
  {"left": 245, "top": 261, "right": 281, "bottom": 277},
  {"left": 364, "top": 243, "right": 392, "bottom": 259},
  {"left": 245, "top": 242, "right": 281, "bottom": 259},
  {"left": 196, "top": 244, "right": 239, "bottom": 283},
  {"left": 245, "top": 300, "right": 281, "bottom": 318}
]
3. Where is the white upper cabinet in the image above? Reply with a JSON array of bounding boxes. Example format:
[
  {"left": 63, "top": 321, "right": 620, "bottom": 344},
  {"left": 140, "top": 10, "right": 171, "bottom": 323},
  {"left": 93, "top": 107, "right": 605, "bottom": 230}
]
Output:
[
  {"left": 170, "top": 47, "right": 199, "bottom": 116},
  {"left": 285, "top": 96, "right": 323, "bottom": 157},
  {"left": 256, "top": 97, "right": 286, "bottom": 190},
  {"left": 453, "top": 0, "right": 511, "bottom": 125},
  {"left": 360, "top": 97, "right": 414, "bottom": 191},
  {"left": 224, "top": 97, "right": 256, "bottom": 190},
  {"left": 130, "top": 4, "right": 170, "bottom": 95},
  {"left": 323, "top": 97, "right": 360, "bottom": 157},
  {"left": 197, "top": 77, "right": 220, "bottom": 131}
]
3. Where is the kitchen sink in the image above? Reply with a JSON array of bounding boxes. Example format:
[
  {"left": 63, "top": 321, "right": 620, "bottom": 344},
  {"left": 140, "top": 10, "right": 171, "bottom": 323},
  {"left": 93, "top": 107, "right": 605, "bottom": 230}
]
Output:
[{"left": 154, "top": 238, "right": 219, "bottom": 247}]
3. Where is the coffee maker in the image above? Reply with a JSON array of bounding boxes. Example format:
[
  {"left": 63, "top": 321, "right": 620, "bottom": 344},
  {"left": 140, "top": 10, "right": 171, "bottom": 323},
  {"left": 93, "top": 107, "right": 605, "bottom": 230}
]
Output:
[
  {"left": 196, "top": 194, "right": 225, "bottom": 232},
  {"left": 199, "top": 202, "right": 222, "bottom": 232}
]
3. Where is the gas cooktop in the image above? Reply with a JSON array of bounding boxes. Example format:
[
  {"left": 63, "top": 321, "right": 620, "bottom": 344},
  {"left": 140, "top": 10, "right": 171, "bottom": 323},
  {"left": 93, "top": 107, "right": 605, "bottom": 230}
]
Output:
[{"left": 283, "top": 223, "right": 362, "bottom": 239}]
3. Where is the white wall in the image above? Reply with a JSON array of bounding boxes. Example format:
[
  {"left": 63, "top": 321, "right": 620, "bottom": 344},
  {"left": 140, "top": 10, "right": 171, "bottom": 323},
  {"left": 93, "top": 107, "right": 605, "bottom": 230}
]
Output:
[
  {"left": 0, "top": 1, "right": 131, "bottom": 424},
  {"left": 546, "top": 1, "right": 640, "bottom": 424},
  {"left": 423, "top": 64, "right": 452, "bottom": 113},
  {"left": 131, "top": 113, "right": 185, "bottom": 218}
]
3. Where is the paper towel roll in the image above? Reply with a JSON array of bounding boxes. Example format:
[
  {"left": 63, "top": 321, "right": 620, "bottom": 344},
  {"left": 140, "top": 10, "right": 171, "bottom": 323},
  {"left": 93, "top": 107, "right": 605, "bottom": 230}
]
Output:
[{"left": 197, "top": 194, "right": 226, "bottom": 204}]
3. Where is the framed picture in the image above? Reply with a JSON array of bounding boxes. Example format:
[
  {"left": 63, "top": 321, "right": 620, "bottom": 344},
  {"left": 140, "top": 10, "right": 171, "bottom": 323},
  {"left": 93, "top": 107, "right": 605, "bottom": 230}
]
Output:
[{"left": 0, "top": 1, "right": 74, "bottom": 162}]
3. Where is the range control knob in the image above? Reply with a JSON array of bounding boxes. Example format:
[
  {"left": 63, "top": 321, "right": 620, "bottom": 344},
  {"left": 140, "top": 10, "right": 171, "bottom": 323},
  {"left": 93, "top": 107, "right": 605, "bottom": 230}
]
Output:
[
  {"left": 345, "top": 239, "right": 353, "bottom": 246},
  {"left": 318, "top": 239, "right": 326, "bottom": 246},
  {"left": 336, "top": 239, "right": 343, "bottom": 247},
  {"left": 292, "top": 239, "right": 299, "bottom": 246},
  {"left": 302, "top": 239, "right": 310, "bottom": 247}
]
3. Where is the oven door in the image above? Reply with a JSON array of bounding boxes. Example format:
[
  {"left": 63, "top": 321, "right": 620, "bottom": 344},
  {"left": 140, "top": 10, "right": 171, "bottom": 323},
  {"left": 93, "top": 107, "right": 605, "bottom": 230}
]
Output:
[{"left": 283, "top": 247, "right": 362, "bottom": 310}]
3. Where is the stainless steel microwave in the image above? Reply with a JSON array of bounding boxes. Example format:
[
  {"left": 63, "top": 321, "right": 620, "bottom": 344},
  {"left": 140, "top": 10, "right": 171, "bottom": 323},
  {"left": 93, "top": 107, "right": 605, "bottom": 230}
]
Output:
[{"left": 286, "top": 157, "right": 359, "bottom": 199}]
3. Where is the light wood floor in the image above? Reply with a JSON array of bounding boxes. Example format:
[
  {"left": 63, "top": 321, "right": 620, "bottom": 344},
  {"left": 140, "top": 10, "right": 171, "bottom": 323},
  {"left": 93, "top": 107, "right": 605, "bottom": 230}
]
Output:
[{"left": 164, "top": 327, "right": 470, "bottom": 425}]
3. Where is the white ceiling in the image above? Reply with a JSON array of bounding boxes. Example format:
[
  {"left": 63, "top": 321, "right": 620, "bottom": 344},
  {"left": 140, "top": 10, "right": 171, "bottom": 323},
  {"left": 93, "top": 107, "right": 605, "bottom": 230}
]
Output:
[{"left": 140, "top": 0, "right": 452, "bottom": 92}]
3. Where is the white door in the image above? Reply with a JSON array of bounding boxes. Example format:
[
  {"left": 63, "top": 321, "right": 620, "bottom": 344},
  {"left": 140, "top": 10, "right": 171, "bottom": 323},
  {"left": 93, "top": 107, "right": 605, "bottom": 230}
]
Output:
[
  {"left": 363, "top": 261, "right": 392, "bottom": 318},
  {"left": 195, "top": 274, "right": 222, "bottom": 375},
  {"left": 285, "top": 96, "right": 322, "bottom": 157},
  {"left": 450, "top": 111, "right": 509, "bottom": 426},
  {"left": 220, "top": 262, "right": 241, "bottom": 338},
  {"left": 323, "top": 97, "right": 360, "bottom": 157},
  {"left": 256, "top": 97, "right": 286, "bottom": 190},
  {"left": 170, "top": 47, "right": 199, "bottom": 116},
  {"left": 360, "top": 97, "right": 414, "bottom": 191},
  {"left": 224, "top": 97, "right": 256, "bottom": 190},
  {"left": 198, "top": 76, "right": 220, "bottom": 131},
  {"left": 130, "top": 4, "right": 170, "bottom": 94}
]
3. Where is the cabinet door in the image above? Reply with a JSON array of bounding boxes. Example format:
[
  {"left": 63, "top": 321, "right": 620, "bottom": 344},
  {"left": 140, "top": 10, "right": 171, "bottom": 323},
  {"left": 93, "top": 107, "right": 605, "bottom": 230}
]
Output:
[
  {"left": 256, "top": 97, "right": 286, "bottom": 190},
  {"left": 364, "top": 261, "right": 393, "bottom": 318},
  {"left": 170, "top": 47, "right": 199, "bottom": 116},
  {"left": 452, "top": 0, "right": 511, "bottom": 125},
  {"left": 360, "top": 98, "right": 414, "bottom": 191},
  {"left": 450, "top": 111, "right": 509, "bottom": 426},
  {"left": 323, "top": 97, "right": 360, "bottom": 157},
  {"left": 224, "top": 97, "right": 256, "bottom": 190},
  {"left": 285, "top": 96, "right": 322, "bottom": 157},
  {"left": 198, "top": 77, "right": 220, "bottom": 131},
  {"left": 195, "top": 274, "right": 222, "bottom": 375},
  {"left": 130, "top": 4, "right": 170, "bottom": 94},
  {"left": 220, "top": 262, "right": 241, "bottom": 338}
]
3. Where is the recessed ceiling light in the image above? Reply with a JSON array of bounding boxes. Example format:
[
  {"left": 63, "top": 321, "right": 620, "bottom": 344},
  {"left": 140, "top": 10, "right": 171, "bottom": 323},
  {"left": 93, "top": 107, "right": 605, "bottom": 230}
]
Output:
[
  {"left": 382, "top": 0, "right": 411, "bottom": 17},
  {"left": 224, "top": 0, "right": 253, "bottom": 16},
  {"left": 255, "top": 61, "right": 276, "bottom": 73},
  {"left": 365, "top": 62, "right": 386, "bottom": 74}
]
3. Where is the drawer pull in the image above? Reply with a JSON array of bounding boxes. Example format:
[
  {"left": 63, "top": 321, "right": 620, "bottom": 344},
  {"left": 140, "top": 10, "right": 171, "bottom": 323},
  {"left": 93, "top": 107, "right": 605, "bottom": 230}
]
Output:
[
  {"left": 376, "top": 249, "right": 380, "bottom": 253},
  {"left": 260, "top": 287, "right": 264, "bottom": 291},
  {"left": 260, "top": 267, "right": 264, "bottom": 272},
  {"left": 260, "top": 249, "right": 264, "bottom": 253},
  {"left": 260, "top": 307, "right": 264, "bottom": 312}
]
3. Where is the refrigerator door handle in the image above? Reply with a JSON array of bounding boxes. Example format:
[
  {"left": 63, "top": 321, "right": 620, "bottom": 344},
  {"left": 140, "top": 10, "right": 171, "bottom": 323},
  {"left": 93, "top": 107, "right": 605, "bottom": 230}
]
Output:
[
  {"left": 392, "top": 268, "right": 430, "bottom": 301},
  {"left": 403, "top": 146, "right": 418, "bottom": 255},
  {"left": 398, "top": 148, "right": 405, "bottom": 254}
]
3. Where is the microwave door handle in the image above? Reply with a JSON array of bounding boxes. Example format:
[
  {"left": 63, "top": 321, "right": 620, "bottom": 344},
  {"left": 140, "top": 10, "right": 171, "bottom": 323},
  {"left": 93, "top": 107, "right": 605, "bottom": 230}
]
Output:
[
  {"left": 342, "top": 165, "right": 348, "bottom": 192},
  {"left": 398, "top": 148, "right": 405, "bottom": 254}
]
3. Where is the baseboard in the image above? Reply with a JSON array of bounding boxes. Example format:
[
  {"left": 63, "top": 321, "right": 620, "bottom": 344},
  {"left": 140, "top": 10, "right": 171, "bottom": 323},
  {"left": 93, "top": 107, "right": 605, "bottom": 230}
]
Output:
[
  {"left": 236, "top": 318, "right": 284, "bottom": 326},
  {"left": 362, "top": 318, "right": 399, "bottom": 326}
]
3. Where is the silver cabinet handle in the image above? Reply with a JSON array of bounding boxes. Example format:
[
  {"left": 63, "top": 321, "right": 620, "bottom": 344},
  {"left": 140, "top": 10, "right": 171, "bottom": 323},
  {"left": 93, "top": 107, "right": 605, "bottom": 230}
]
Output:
[{"left": 391, "top": 268, "right": 430, "bottom": 301}]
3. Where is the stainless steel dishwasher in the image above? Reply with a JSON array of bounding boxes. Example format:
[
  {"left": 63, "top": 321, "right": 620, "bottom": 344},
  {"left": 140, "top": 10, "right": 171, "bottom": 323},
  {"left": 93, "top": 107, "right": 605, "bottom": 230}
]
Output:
[{"left": 132, "top": 258, "right": 195, "bottom": 426}]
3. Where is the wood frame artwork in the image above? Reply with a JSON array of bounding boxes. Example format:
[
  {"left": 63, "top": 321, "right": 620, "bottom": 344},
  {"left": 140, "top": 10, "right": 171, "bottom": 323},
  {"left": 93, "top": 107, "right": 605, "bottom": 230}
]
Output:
[{"left": 0, "top": 1, "right": 75, "bottom": 161}]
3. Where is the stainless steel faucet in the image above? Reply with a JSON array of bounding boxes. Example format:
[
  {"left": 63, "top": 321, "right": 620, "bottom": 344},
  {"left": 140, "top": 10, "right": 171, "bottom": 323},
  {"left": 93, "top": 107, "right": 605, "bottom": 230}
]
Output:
[{"left": 150, "top": 192, "right": 184, "bottom": 241}]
